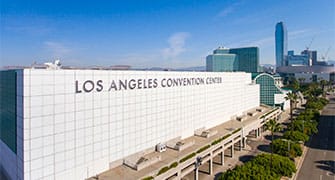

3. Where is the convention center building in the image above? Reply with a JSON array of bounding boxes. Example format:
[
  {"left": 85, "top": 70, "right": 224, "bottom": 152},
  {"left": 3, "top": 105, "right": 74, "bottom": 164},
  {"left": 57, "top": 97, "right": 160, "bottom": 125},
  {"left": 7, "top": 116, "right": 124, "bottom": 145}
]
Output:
[{"left": 0, "top": 68, "right": 260, "bottom": 180}]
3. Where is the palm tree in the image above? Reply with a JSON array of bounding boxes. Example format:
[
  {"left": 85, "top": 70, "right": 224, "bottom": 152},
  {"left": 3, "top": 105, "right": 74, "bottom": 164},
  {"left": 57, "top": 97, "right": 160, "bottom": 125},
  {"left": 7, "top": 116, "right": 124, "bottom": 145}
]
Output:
[
  {"left": 285, "top": 92, "right": 298, "bottom": 121},
  {"left": 298, "top": 77, "right": 306, "bottom": 84},
  {"left": 265, "top": 119, "right": 282, "bottom": 168},
  {"left": 319, "top": 79, "right": 328, "bottom": 93}
]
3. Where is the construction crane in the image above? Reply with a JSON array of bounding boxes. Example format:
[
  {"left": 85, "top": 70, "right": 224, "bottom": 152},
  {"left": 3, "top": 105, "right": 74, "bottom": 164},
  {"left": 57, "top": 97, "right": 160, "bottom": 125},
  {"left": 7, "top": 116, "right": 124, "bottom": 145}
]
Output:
[
  {"left": 305, "top": 36, "right": 315, "bottom": 50},
  {"left": 321, "top": 46, "right": 331, "bottom": 61}
]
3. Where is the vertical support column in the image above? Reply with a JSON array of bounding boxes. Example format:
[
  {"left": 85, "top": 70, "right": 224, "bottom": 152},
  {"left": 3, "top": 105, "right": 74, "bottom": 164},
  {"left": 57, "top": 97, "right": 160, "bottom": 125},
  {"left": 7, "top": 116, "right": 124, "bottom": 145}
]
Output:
[
  {"left": 209, "top": 158, "right": 213, "bottom": 175},
  {"left": 256, "top": 128, "right": 260, "bottom": 138},
  {"left": 239, "top": 139, "right": 243, "bottom": 151},
  {"left": 231, "top": 143, "right": 234, "bottom": 158},
  {"left": 243, "top": 137, "right": 247, "bottom": 149},
  {"left": 177, "top": 169, "right": 181, "bottom": 179},
  {"left": 194, "top": 167, "right": 199, "bottom": 180},
  {"left": 258, "top": 128, "right": 262, "bottom": 136},
  {"left": 221, "top": 151, "right": 224, "bottom": 165}
]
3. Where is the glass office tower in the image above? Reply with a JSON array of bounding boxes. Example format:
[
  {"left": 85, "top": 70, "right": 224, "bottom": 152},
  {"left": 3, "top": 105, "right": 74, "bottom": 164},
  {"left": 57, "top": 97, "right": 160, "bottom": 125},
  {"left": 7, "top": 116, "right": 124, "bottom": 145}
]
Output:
[
  {"left": 206, "top": 47, "right": 238, "bottom": 72},
  {"left": 275, "top": 22, "right": 288, "bottom": 68},
  {"left": 206, "top": 47, "right": 260, "bottom": 73},
  {"left": 229, "top": 47, "right": 260, "bottom": 73}
]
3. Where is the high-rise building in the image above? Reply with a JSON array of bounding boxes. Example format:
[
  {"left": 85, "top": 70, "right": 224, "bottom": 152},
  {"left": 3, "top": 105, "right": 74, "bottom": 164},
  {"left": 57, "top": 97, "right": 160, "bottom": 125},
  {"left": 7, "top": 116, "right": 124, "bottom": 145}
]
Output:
[
  {"left": 206, "top": 47, "right": 260, "bottom": 73},
  {"left": 275, "top": 22, "right": 288, "bottom": 68}
]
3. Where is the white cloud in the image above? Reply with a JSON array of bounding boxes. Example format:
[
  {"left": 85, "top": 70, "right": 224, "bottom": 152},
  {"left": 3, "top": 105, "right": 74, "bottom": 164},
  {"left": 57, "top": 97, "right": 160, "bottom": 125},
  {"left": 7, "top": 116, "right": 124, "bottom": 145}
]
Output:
[
  {"left": 246, "top": 36, "right": 274, "bottom": 47},
  {"left": 217, "top": 6, "right": 234, "bottom": 17},
  {"left": 162, "top": 32, "right": 190, "bottom": 59},
  {"left": 216, "top": 1, "right": 243, "bottom": 18},
  {"left": 288, "top": 29, "right": 313, "bottom": 41},
  {"left": 44, "top": 41, "right": 71, "bottom": 57}
]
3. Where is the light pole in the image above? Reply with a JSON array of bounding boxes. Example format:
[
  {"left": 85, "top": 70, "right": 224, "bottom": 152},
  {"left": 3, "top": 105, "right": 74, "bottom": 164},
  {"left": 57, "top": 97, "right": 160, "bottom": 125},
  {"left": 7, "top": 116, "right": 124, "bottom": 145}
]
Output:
[{"left": 282, "top": 139, "right": 292, "bottom": 155}]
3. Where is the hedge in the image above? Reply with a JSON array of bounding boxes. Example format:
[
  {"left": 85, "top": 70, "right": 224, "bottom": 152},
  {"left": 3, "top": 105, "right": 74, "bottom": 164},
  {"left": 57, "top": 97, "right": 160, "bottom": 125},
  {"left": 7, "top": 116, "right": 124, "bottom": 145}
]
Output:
[
  {"left": 179, "top": 152, "right": 196, "bottom": 163},
  {"left": 157, "top": 161, "right": 179, "bottom": 176},
  {"left": 260, "top": 107, "right": 279, "bottom": 119},
  {"left": 196, "top": 145, "right": 211, "bottom": 154},
  {"left": 142, "top": 176, "right": 154, "bottom": 180}
]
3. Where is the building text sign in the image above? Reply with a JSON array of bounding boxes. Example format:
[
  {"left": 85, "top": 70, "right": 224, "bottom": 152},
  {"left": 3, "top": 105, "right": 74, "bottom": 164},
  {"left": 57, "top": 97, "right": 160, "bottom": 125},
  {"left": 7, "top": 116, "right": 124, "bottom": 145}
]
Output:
[{"left": 75, "top": 77, "right": 222, "bottom": 93}]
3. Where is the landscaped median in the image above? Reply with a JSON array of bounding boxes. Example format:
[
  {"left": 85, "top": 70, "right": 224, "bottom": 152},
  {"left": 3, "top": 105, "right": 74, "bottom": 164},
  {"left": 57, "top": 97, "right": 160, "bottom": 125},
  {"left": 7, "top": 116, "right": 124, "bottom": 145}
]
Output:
[{"left": 218, "top": 92, "right": 328, "bottom": 180}]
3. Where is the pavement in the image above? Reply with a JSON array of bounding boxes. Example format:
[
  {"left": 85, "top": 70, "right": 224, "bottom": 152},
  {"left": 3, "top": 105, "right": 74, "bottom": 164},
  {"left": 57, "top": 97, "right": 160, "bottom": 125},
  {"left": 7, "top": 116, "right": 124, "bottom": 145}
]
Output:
[{"left": 296, "top": 94, "right": 335, "bottom": 180}]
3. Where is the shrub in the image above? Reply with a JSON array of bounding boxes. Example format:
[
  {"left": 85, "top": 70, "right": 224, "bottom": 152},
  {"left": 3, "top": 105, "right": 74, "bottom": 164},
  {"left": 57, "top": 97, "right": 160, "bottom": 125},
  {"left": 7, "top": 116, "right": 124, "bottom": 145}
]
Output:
[
  {"left": 222, "top": 134, "right": 232, "bottom": 139},
  {"left": 218, "top": 154, "right": 296, "bottom": 180},
  {"left": 179, "top": 152, "right": 196, "bottom": 163},
  {"left": 290, "top": 120, "right": 318, "bottom": 136},
  {"left": 157, "top": 161, "right": 179, "bottom": 176},
  {"left": 157, "top": 166, "right": 170, "bottom": 176},
  {"left": 272, "top": 139, "right": 302, "bottom": 158},
  {"left": 232, "top": 128, "right": 242, "bottom": 134},
  {"left": 212, "top": 138, "right": 222, "bottom": 145},
  {"left": 219, "top": 162, "right": 278, "bottom": 180},
  {"left": 169, "top": 161, "right": 178, "bottom": 168},
  {"left": 196, "top": 145, "right": 211, "bottom": 154},
  {"left": 252, "top": 154, "right": 296, "bottom": 177},
  {"left": 283, "top": 130, "right": 309, "bottom": 142},
  {"left": 211, "top": 134, "right": 232, "bottom": 145},
  {"left": 142, "top": 176, "right": 154, "bottom": 180}
]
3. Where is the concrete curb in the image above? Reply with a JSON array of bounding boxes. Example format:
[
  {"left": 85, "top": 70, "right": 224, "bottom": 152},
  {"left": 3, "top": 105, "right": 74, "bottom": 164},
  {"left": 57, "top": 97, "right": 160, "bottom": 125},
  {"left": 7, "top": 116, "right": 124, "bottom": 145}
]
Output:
[{"left": 291, "top": 135, "right": 313, "bottom": 180}]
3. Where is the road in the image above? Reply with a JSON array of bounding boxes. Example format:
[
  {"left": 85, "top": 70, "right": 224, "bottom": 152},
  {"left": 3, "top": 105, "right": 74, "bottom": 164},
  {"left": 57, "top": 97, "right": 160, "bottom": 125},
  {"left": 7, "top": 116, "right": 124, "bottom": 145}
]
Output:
[{"left": 297, "top": 95, "right": 335, "bottom": 180}]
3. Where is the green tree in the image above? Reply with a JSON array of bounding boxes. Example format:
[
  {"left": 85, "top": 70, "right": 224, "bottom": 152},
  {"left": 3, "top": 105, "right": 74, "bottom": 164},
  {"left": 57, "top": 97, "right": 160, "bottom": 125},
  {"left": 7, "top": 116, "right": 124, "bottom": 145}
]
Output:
[
  {"left": 285, "top": 92, "right": 298, "bottom": 121},
  {"left": 252, "top": 154, "right": 296, "bottom": 177},
  {"left": 298, "top": 77, "right": 306, "bottom": 85},
  {"left": 320, "top": 79, "right": 328, "bottom": 93},
  {"left": 290, "top": 119, "right": 318, "bottom": 136},
  {"left": 219, "top": 154, "right": 296, "bottom": 180},
  {"left": 283, "top": 130, "right": 309, "bottom": 142},
  {"left": 272, "top": 139, "right": 302, "bottom": 158},
  {"left": 265, "top": 119, "right": 282, "bottom": 168}
]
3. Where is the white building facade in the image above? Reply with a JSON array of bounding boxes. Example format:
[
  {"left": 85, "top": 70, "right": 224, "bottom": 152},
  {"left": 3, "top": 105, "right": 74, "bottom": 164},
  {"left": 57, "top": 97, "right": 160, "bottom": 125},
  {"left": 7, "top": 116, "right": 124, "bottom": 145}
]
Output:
[{"left": 0, "top": 69, "right": 259, "bottom": 180}]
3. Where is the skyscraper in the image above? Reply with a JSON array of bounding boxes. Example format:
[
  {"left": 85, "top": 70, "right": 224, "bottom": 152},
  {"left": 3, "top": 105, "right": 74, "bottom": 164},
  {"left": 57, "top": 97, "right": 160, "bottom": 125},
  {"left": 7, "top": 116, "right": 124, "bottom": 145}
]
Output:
[{"left": 275, "top": 22, "right": 288, "bottom": 68}]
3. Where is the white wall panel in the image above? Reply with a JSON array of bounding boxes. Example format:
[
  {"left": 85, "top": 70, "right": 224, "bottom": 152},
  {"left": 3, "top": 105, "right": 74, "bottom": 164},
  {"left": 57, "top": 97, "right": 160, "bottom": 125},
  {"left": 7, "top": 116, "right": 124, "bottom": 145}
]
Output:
[{"left": 19, "top": 69, "right": 260, "bottom": 180}]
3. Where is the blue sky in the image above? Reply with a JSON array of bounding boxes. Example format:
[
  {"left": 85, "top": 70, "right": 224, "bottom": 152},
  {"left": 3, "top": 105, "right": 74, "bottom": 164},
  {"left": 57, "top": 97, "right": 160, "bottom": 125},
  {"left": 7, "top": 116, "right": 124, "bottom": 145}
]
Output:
[{"left": 1, "top": 0, "right": 334, "bottom": 68}]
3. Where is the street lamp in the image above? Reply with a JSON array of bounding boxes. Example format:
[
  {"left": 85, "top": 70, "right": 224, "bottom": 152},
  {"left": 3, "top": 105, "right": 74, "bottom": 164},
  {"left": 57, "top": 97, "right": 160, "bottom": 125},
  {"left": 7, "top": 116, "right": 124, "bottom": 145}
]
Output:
[{"left": 282, "top": 139, "right": 292, "bottom": 154}]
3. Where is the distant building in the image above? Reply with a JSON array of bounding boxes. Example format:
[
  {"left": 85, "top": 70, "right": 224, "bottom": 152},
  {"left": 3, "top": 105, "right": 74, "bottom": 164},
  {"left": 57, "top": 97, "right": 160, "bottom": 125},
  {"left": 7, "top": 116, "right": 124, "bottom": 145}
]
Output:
[
  {"left": 110, "top": 65, "right": 131, "bottom": 70},
  {"left": 276, "top": 65, "right": 334, "bottom": 74},
  {"left": 206, "top": 47, "right": 238, "bottom": 72},
  {"left": 294, "top": 73, "right": 334, "bottom": 84},
  {"left": 206, "top": 47, "right": 261, "bottom": 73},
  {"left": 301, "top": 50, "right": 317, "bottom": 65},
  {"left": 253, "top": 73, "right": 290, "bottom": 110},
  {"left": 230, "top": 47, "right": 260, "bottom": 73},
  {"left": 275, "top": 22, "right": 288, "bottom": 68},
  {"left": 287, "top": 50, "right": 310, "bottom": 66}
]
